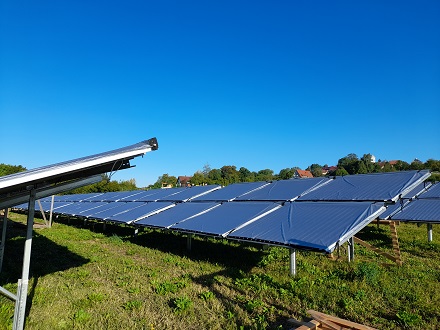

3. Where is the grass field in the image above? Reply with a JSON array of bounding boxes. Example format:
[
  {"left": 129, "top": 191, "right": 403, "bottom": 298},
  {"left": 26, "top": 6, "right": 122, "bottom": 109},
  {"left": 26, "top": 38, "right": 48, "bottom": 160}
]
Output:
[{"left": 0, "top": 212, "right": 439, "bottom": 329}]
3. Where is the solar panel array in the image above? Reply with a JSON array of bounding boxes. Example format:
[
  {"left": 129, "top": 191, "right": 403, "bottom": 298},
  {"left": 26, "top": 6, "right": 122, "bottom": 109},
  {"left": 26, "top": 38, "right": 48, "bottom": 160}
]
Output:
[
  {"left": 13, "top": 170, "right": 432, "bottom": 253},
  {"left": 389, "top": 181, "right": 440, "bottom": 223}
]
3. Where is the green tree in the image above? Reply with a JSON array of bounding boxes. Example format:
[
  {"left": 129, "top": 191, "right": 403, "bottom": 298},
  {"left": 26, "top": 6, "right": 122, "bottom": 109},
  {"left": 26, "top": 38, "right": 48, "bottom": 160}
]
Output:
[
  {"left": 221, "top": 166, "right": 239, "bottom": 185},
  {"left": 202, "top": 163, "right": 211, "bottom": 177},
  {"left": 238, "top": 167, "right": 255, "bottom": 182},
  {"left": 335, "top": 167, "right": 349, "bottom": 176},
  {"left": 207, "top": 169, "right": 222, "bottom": 185},
  {"left": 151, "top": 174, "right": 177, "bottom": 189},
  {"left": 0, "top": 163, "right": 27, "bottom": 176},
  {"left": 394, "top": 160, "right": 410, "bottom": 171},
  {"left": 425, "top": 159, "right": 440, "bottom": 172},
  {"left": 309, "top": 164, "right": 323, "bottom": 177},
  {"left": 255, "top": 169, "right": 274, "bottom": 181},
  {"left": 338, "top": 154, "right": 359, "bottom": 174},
  {"left": 410, "top": 159, "right": 424, "bottom": 170},
  {"left": 278, "top": 168, "right": 295, "bottom": 180},
  {"left": 191, "top": 171, "right": 206, "bottom": 185}
]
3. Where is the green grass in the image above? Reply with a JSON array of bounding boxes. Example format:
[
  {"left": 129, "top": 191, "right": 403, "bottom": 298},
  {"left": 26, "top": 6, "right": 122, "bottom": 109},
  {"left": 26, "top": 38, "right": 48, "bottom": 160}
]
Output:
[{"left": 0, "top": 212, "right": 439, "bottom": 329}]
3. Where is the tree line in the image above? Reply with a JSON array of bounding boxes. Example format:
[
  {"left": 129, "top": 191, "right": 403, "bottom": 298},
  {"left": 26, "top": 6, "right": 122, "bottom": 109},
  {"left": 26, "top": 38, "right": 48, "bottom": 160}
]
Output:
[
  {"left": 149, "top": 154, "right": 440, "bottom": 189},
  {"left": 1, "top": 153, "right": 439, "bottom": 193}
]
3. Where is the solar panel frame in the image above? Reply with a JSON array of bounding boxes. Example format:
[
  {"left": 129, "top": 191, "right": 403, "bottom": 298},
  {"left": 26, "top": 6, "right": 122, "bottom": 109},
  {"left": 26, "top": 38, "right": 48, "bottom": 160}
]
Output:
[{"left": 390, "top": 199, "right": 440, "bottom": 223}]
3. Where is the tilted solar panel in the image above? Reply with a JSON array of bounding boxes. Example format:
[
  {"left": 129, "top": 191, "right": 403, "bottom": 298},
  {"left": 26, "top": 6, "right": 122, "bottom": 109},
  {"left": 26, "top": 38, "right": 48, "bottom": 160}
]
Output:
[
  {"left": 157, "top": 185, "right": 221, "bottom": 202},
  {"left": 55, "top": 202, "right": 109, "bottom": 215},
  {"left": 235, "top": 178, "right": 331, "bottom": 201},
  {"left": 170, "top": 202, "right": 281, "bottom": 236},
  {"left": 418, "top": 182, "right": 440, "bottom": 199},
  {"left": 190, "top": 182, "right": 270, "bottom": 202},
  {"left": 391, "top": 199, "right": 440, "bottom": 222},
  {"left": 119, "top": 188, "right": 186, "bottom": 202},
  {"left": 86, "top": 202, "right": 146, "bottom": 220},
  {"left": 106, "top": 202, "right": 175, "bottom": 223},
  {"left": 228, "top": 201, "right": 385, "bottom": 253},
  {"left": 135, "top": 202, "right": 220, "bottom": 228},
  {"left": 378, "top": 181, "right": 433, "bottom": 220},
  {"left": 297, "top": 170, "right": 430, "bottom": 202}
]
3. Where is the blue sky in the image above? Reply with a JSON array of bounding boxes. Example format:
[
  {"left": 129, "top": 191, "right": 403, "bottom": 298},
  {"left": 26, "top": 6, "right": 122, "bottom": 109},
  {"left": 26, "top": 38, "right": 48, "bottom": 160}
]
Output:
[{"left": 1, "top": 1, "right": 439, "bottom": 187}]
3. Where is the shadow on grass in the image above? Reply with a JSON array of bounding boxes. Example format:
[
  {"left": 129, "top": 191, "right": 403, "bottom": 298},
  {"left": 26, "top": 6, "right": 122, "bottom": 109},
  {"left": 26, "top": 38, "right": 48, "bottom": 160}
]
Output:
[
  {"left": 0, "top": 217, "right": 90, "bottom": 327},
  {"left": 56, "top": 215, "right": 265, "bottom": 272}
]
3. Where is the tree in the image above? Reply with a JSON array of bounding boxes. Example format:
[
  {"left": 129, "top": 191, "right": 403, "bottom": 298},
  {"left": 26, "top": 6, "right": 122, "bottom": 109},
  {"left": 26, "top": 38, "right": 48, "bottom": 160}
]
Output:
[
  {"left": 207, "top": 169, "right": 222, "bottom": 185},
  {"left": 0, "top": 163, "right": 26, "bottom": 176},
  {"left": 309, "top": 164, "right": 323, "bottom": 177},
  {"left": 278, "top": 168, "right": 295, "bottom": 180},
  {"left": 202, "top": 163, "right": 211, "bottom": 177},
  {"left": 335, "top": 167, "right": 349, "bottom": 176},
  {"left": 256, "top": 169, "right": 274, "bottom": 182},
  {"left": 338, "top": 154, "right": 359, "bottom": 174},
  {"left": 151, "top": 174, "right": 177, "bottom": 189},
  {"left": 410, "top": 159, "right": 424, "bottom": 170},
  {"left": 220, "top": 166, "right": 239, "bottom": 185},
  {"left": 394, "top": 160, "right": 410, "bottom": 171},
  {"left": 239, "top": 167, "right": 255, "bottom": 182},
  {"left": 191, "top": 171, "right": 205, "bottom": 185},
  {"left": 425, "top": 159, "right": 440, "bottom": 172}
]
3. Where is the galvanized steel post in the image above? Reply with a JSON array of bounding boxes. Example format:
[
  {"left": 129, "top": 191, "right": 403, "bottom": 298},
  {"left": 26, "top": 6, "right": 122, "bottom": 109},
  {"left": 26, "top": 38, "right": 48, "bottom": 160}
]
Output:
[
  {"left": 13, "top": 188, "right": 36, "bottom": 330},
  {"left": 290, "top": 248, "right": 296, "bottom": 276}
]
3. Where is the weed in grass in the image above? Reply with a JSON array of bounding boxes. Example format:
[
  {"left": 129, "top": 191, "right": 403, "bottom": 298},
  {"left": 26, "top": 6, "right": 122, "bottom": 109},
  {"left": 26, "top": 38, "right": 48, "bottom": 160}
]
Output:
[
  {"left": 72, "top": 309, "right": 90, "bottom": 323},
  {"left": 127, "top": 287, "right": 140, "bottom": 294},
  {"left": 354, "top": 262, "right": 381, "bottom": 285},
  {"left": 172, "top": 296, "right": 192, "bottom": 314},
  {"left": 396, "top": 310, "right": 422, "bottom": 327},
  {"left": 154, "top": 278, "right": 187, "bottom": 295},
  {"left": 87, "top": 292, "right": 106, "bottom": 303},
  {"left": 198, "top": 290, "right": 215, "bottom": 301},
  {"left": 122, "top": 300, "right": 143, "bottom": 311}
]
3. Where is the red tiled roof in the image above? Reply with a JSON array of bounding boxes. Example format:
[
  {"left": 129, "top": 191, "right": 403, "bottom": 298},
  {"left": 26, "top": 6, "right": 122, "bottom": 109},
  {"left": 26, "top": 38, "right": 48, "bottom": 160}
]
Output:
[{"left": 296, "top": 169, "right": 314, "bottom": 178}]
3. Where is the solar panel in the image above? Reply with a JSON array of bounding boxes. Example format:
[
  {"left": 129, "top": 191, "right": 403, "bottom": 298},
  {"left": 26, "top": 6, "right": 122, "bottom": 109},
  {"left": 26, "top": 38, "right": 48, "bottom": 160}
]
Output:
[
  {"left": 297, "top": 170, "right": 430, "bottom": 202},
  {"left": 190, "top": 182, "right": 270, "bottom": 202},
  {"left": 86, "top": 202, "right": 146, "bottom": 220},
  {"left": 135, "top": 202, "right": 220, "bottom": 228},
  {"left": 418, "top": 182, "right": 440, "bottom": 199},
  {"left": 54, "top": 202, "right": 109, "bottom": 216},
  {"left": 106, "top": 202, "right": 175, "bottom": 223},
  {"left": 378, "top": 181, "right": 433, "bottom": 220},
  {"left": 170, "top": 202, "right": 281, "bottom": 236},
  {"left": 86, "top": 191, "right": 144, "bottom": 202},
  {"left": 235, "top": 178, "right": 331, "bottom": 201},
  {"left": 156, "top": 185, "right": 221, "bottom": 202},
  {"left": 228, "top": 202, "right": 385, "bottom": 253},
  {"left": 118, "top": 188, "right": 186, "bottom": 202},
  {"left": 391, "top": 199, "right": 440, "bottom": 222}
]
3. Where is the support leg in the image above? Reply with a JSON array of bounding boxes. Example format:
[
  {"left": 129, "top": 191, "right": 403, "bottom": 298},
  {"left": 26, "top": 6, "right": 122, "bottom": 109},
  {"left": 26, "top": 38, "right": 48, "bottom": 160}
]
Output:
[
  {"left": 49, "top": 195, "right": 55, "bottom": 228},
  {"left": 348, "top": 237, "right": 354, "bottom": 262},
  {"left": 0, "top": 208, "right": 9, "bottom": 273},
  {"left": 428, "top": 223, "right": 433, "bottom": 243},
  {"left": 187, "top": 234, "right": 192, "bottom": 251},
  {"left": 290, "top": 248, "right": 296, "bottom": 276},
  {"left": 13, "top": 188, "right": 36, "bottom": 330}
]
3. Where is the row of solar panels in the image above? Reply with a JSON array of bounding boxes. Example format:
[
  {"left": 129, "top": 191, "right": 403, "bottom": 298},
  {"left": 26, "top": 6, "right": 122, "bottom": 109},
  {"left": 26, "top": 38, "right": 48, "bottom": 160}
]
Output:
[
  {"left": 379, "top": 180, "right": 440, "bottom": 222},
  {"left": 13, "top": 170, "right": 436, "bottom": 253}
]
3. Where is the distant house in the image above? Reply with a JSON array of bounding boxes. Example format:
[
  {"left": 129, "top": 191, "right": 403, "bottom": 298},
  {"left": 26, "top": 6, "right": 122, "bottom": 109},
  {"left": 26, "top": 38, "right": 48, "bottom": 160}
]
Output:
[
  {"left": 294, "top": 169, "right": 314, "bottom": 179},
  {"left": 378, "top": 160, "right": 399, "bottom": 169},
  {"left": 177, "top": 176, "right": 192, "bottom": 187},
  {"left": 321, "top": 166, "right": 337, "bottom": 175}
]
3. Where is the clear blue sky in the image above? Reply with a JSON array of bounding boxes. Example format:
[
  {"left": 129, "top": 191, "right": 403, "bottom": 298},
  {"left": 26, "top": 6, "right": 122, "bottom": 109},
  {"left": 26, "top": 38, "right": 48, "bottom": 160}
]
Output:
[{"left": 1, "top": 1, "right": 439, "bottom": 187}]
